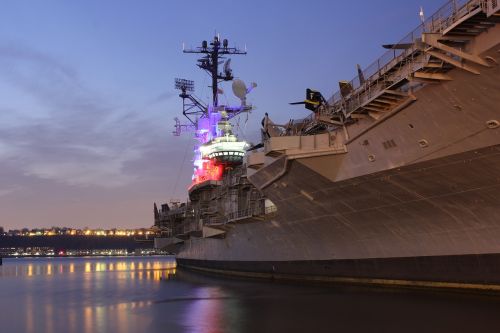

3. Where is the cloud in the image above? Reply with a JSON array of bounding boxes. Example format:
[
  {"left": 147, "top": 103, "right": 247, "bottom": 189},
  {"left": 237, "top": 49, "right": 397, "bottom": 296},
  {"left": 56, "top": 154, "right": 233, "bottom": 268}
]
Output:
[
  {"left": 0, "top": 43, "right": 77, "bottom": 81},
  {"left": 0, "top": 185, "right": 20, "bottom": 197},
  {"left": 0, "top": 141, "right": 14, "bottom": 159},
  {"left": 24, "top": 160, "right": 134, "bottom": 188},
  {"left": 0, "top": 43, "right": 167, "bottom": 189},
  {"left": 149, "top": 90, "right": 176, "bottom": 105}
]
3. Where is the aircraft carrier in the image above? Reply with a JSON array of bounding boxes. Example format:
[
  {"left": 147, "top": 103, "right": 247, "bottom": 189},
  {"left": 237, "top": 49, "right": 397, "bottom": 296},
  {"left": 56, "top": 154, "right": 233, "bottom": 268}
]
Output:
[{"left": 154, "top": 0, "right": 500, "bottom": 290}]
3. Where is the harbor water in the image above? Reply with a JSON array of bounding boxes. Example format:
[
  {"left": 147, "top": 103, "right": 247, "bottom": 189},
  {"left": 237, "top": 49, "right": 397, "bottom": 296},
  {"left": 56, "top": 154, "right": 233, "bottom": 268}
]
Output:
[{"left": 1, "top": 256, "right": 500, "bottom": 333}]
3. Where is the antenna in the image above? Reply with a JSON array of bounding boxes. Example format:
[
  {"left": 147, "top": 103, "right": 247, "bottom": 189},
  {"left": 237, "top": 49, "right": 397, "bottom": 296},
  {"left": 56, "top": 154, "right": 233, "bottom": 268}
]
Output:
[
  {"left": 174, "top": 78, "right": 206, "bottom": 126},
  {"left": 357, "top": 64, "right": 365, "bottom": 85},
  {"left": 175, "top": 78, "right": 194, "bottom": 92},
  {"left": 173, "top": 35, "right": 255, "bottom": 189},
  {"left": 173, "top": 117, "right": 196, "bottom": 136},
  {"left": 419, "top": 6, "right": 425, "bottom": 24},
  {"left": 183, "top": 35, "right": 247, "bottom": 107},
  {"left": 223, "top": 58, "right": 232, "bottom": 78}
]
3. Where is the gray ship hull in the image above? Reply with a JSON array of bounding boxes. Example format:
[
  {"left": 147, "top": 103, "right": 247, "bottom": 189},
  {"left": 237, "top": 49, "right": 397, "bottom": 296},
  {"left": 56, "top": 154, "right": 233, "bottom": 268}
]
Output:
[
  {"left": 177, "top": 254, "right": 500, "bottom": 288},
  {"left": 177, "top": 144, "right": 500, "bottom": 289},
  {"left": 162, "top": 2, "right": 500, "bottom": 290}
]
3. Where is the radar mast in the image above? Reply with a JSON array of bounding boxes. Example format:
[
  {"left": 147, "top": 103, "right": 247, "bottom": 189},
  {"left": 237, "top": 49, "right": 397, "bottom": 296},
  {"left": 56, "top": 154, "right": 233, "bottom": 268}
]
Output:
[{"left": 173, "top": 35, "right": 256, "bottom": 189}]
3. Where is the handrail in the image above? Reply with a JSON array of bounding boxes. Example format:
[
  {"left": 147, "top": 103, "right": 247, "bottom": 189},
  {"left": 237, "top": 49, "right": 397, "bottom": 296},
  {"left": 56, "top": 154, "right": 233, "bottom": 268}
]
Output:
[
  {"left": 327, "top": 0, "right": 484, "bottom": 110},
  {"left": 203, "top": 202, "right": 277, "bottom": 225}
]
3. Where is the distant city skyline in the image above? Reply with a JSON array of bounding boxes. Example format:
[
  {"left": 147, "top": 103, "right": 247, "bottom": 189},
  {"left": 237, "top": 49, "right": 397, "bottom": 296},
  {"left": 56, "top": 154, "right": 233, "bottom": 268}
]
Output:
[
  {"left": 0, "top": 0, "right": 441, "bottom": 229},
  {"left": 0, "top": 225, "right": 152, "bottom": 236}
]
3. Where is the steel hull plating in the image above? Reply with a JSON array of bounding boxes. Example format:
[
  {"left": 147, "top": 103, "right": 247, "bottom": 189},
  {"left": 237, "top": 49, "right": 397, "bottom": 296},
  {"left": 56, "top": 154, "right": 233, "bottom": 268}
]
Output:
[
  {"left": 177, "top": 254, "right": 500, "bottom": 290},
  {"left": 177, "top": 144, "right": 500, "bottom": 287},
  {"left": 167, "top": 4, "right": 500, "bottom": 289}
]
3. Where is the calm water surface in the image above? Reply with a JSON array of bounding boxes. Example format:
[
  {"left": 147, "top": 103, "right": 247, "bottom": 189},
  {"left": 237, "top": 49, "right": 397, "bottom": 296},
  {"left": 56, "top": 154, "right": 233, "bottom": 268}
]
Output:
[{"left": 1, "top": 256, "right": 500, "bottom": 332}]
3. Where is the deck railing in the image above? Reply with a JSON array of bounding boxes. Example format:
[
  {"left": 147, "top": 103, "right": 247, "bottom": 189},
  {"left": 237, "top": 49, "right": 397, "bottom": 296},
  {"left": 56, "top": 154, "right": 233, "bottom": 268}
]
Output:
[
  {"left": 327, "top": 0, "right": 484, "bottom": 112},
  {"left": 203, "top": 203, "right": 277, "bottom": 225}
]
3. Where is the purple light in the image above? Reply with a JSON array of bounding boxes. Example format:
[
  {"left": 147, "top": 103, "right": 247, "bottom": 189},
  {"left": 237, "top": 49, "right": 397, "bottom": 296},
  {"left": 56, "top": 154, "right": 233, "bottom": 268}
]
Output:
[{"left": 190, "top": 108, "right": 223, "bottom": 186}]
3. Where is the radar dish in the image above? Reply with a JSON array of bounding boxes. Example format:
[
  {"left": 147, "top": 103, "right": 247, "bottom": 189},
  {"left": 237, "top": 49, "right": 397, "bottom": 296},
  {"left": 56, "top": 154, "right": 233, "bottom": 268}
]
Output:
[
  {"left": 247, "top": 82, "right": 257, "bottom": 94},
  {"left": 232, "top": 79, "right": 247, "bottom": 100}
]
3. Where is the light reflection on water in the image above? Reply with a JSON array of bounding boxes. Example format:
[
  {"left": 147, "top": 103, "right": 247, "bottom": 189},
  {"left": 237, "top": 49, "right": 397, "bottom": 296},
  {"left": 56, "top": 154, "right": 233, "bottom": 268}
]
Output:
[
  {"left": 2, "top": 257, "right": 500, "bottom": 333},
  {"left": 182, "top": 286, "right": 242, "bottom": 333},
  {"left": 0, "top": 257, "right": 178, "bottom": 333},
  {"left": 0, "top": 257, "right": 175, "bottom": 279}
]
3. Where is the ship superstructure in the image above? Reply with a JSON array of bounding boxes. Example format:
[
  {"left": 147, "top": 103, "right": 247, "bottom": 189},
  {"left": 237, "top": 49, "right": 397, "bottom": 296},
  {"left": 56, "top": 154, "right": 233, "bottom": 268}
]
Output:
[
  {"left": 155, "top": 36, "right": 269, "bottom": 247},
  {"left": 156, "top": 0, "right": 500, "bottom": 290},
  {"left": 172, "top": 37, "right": 254, "bottom": 188}
]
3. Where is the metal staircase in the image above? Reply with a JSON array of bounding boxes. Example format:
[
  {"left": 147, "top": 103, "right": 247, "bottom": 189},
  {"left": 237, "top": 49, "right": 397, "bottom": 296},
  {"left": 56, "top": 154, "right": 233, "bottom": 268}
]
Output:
[{"left": 319, "top": 0, "right": 500, "bottom": 123}]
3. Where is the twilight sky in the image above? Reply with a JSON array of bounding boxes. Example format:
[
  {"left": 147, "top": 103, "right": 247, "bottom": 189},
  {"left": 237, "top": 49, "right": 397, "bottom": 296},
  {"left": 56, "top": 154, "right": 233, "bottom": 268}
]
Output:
[{"left": 0, "top": 0, "right": 441, "bottom": 230}]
